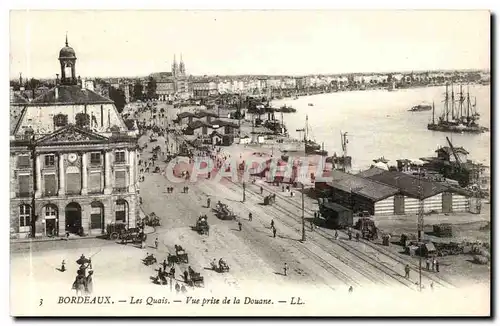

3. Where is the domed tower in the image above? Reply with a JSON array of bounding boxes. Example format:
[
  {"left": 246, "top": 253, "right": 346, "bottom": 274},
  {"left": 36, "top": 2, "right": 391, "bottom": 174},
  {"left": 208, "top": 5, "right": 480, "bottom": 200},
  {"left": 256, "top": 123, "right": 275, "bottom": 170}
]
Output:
[{"left": 59, "top": 34, "right": 77, "bottom": 85}]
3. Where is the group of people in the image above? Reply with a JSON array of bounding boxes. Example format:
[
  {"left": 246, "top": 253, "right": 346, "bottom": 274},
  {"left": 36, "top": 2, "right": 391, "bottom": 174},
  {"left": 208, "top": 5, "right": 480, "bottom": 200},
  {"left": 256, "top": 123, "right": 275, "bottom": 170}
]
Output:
[
  {"left": 71, "top": 254, "right": 94, "bottom": 296},
  {"left": 425, "top": 257, "right": 440, "bottom": 272}
]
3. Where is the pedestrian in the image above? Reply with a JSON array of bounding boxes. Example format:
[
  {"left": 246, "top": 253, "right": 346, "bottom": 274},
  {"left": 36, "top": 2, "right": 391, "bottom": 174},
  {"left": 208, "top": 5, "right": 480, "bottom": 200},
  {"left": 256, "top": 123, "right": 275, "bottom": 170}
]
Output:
[
  {"left": 141, "top": 239, "right": 146, "bottom": 249},
  {"left": 207, "top": 197, "right": 211, "bottom": 208},
  {"left": 283, "top": 263, "right": 288, "bottom": 276},
  {"left": 348, "top": 286, "right": 353, "bottom": 293},
  {"left": 426, "top": 258, "right": 430, "bottom": 271},
  {"left": 335, "top": 230, "right": 339, "bottom": 240},
  {"left": 356, "top": 233, "right": 360, "bottom": 241},
  {"left": 162, "top": 259, "right": 168, "bottom": 272},
  {"left": 310, "top": 220, "right": 314, "bottom": 231},
  {"left": 248, "top": 212, "right": 252, "bottom": 221},
  {"left": 186, "top": 186, "right": 189, "bottom": 193},
  {"left": 60, "top": 260, "right": 66, "bottom": 272},
  {"left": 432, "top": 257, "right": 436, "bottom": 272},
  {"left": 404, "top": 264, "right": 410, "bottom": 279},
  {"left": 170, "top": 266, "right": 176, "bottom": 279},
  {"left": 271, "top": 219, "right": 274, "bottom": 229},
  {"left": 154, "top": 237, "right": 159, "bottom": 249},
  {"left": 435, "top": 259, "right": 440, "bottom": 273},
  {"left": 260, "top": 186, "right": 263, "bottom": 195},
  {"left": 282, "top": 185, "right": 285, "bottom": 192},
  {"left": 348, "top": 230, "right": 352, "bottom": 240},
  {"left": 290, "top": 191, "right": 294, "bottom": 197},
  {"left": 272, "top": 226, "right": 277, "bottom": 238},
  {"left": 238, "top": 221, "right": 242, "bottom": 231}
]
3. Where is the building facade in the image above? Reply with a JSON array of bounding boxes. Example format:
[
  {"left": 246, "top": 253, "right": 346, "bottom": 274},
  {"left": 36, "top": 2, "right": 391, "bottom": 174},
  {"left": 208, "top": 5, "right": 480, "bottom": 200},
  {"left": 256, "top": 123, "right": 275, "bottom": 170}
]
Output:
[{"left": 10, "top": 37, "right": 139, "bottom": 239}]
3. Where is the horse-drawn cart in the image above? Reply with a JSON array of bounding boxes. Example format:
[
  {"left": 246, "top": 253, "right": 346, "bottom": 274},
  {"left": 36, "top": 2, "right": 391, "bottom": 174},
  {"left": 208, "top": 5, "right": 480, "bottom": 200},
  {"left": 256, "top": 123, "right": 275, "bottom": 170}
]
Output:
[
  {"left": 214, "top": 202, "right": 237, "bottom": 220},
  {"left": 119, "top": 227, "right": 147, "bottom": 244},
  {"left": 187, "top": 267, "right": 204, "bottom": 287},
  {"left": 167, "top": 245, "right": 189, "bottom": 264},
  {"left": 143, "top": 212, "right": 161, "bottom": 227},
  {"left": 264, "top": 194, "right": 276, "bottom": 205},
  {"left": 193, "top": 216, "right": 210, "bottom": 235}
]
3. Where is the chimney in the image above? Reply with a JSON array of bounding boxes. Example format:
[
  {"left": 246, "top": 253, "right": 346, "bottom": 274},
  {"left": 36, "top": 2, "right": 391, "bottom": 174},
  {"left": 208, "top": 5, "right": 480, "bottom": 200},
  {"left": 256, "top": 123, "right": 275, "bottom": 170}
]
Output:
[{"left": 55, "top": 86, "right": 59, "bottom": 100}]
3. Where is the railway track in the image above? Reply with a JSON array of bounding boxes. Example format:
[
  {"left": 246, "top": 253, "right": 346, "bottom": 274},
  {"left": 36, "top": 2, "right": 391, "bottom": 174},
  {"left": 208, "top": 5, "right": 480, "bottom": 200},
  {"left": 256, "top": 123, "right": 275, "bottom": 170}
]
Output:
[
  {"left": 253, "top": 180, "right": 454, "bottom": 289},
  {"left": 223, "top": 178, "right": 419, "bottom": 290}
]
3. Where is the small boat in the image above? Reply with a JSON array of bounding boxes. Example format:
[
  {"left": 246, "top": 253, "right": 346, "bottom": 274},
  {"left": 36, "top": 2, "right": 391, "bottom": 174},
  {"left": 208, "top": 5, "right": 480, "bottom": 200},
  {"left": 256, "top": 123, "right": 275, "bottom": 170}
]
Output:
[
  {"left": 277, "top": 105, "right": 296, "bottom": 113},
  {"left": 409, "top": 103, "right": 432, "bottom": 112},
  {"left": 308, "top": 103, "right": 314, "bottom": 107}
]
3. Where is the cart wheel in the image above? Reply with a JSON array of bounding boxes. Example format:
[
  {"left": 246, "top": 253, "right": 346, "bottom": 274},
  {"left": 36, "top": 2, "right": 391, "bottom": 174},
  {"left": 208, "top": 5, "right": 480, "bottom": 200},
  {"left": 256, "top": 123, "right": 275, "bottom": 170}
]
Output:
[{"left": 110, "top": 232, "right": 119, "bottom": 240}]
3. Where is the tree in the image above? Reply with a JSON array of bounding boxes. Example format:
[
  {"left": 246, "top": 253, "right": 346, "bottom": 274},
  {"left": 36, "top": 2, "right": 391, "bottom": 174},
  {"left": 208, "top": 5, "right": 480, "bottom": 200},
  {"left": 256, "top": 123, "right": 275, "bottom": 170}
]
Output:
[
  {"left": 146, "top": 77, "right": 157, "bottom": 99},
  {"left": 109, "top": 86, "right": 126, "bottom": 113},
  {"left": 133, "top": 81, "right": 143, "bottom": 100}
]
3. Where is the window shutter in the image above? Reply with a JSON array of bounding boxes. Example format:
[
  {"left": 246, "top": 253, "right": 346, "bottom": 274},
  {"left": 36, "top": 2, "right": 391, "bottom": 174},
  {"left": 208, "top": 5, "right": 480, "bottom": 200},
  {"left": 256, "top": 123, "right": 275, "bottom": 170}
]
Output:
[
  {"left": 89, "top": 173, "right": 101, "bottom": 193},
  {"left": 115, "top": 171, "right": 127, "bottom": 188},
  {"left": 66, "top": 172, "right": 81, "bottom": 194},
  {"left": 18, "top": 175, "right": 31, "bottom": 196},
  {"left": 44, "top": 174, "right": 57, "bottom": 196},
  {"left": 18, "top": 156, "right": 30, "bottom": 168}
]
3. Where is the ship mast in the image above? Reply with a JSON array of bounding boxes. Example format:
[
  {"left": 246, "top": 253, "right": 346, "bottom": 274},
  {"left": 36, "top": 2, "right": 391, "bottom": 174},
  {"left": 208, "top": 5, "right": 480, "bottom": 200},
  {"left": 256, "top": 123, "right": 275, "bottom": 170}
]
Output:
[
  {"left": 432, "top": 101, "right": 435, "bottom": 125},
  {"left": 458, "top": 84, "right": 464, "bottom": 120},
  {"left": 341, "top": 131, "right": 348, "bottom": 172},
  {"left": 444, "top": 84, "right": 449, "bottom": 122},
  {"left": 305, "top": 115, "right": 309, "bottom": 142},
  {"left": 451, "top": 84, "right": 455, "bottom": 120},
  {"left": 466, "top": 86, "right": 471, "bottom": 120}
]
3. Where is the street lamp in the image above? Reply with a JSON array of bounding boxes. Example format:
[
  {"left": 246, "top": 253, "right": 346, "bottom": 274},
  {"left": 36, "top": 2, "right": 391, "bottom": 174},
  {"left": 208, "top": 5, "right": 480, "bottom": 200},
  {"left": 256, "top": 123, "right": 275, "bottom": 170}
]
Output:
[{"left": 242, "top": 182, "right": 246, "bottom": 203}]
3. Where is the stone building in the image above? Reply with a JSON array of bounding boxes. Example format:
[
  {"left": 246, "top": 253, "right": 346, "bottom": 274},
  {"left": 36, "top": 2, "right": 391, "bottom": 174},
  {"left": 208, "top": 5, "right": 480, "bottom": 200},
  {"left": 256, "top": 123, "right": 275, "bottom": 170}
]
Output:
[{"left": 9, "top": 37, "right": 139, "bottom": 239}]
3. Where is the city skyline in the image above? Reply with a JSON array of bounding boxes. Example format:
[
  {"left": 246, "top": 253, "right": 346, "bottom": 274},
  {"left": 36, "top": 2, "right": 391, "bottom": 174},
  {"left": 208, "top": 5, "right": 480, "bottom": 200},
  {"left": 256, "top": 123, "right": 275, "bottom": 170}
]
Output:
[{"left": 10, "top": 10, "right": 490, "bottom": 79}]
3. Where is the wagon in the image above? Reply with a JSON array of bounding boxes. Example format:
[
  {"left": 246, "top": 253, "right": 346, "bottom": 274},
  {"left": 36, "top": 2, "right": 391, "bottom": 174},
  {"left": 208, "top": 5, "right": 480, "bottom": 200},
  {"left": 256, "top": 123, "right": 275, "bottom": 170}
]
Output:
[
  {"left": 263, "top": 194, "right": 276, "bottom": 205},
  {"left": 214, "top": 203, "right": 236, "bottom": 220},
  {"left": 167, "top": 252, "right": 189, "bottom": 264},
  {"left": 119, "top": 227, "right": 147, "bottom": 244},
  {"left": 143, "top": 213, "right": 161, "bottom": 227},
  {"left": 106, "top": 223, "right": 127, "bottom": 240}
]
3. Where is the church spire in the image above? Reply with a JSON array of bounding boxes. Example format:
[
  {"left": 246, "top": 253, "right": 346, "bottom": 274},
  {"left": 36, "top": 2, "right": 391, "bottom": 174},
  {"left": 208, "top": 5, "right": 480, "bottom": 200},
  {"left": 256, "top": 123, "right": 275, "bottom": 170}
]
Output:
[{"left": 65, "top": 32, "right": 68, "bottom": 47}]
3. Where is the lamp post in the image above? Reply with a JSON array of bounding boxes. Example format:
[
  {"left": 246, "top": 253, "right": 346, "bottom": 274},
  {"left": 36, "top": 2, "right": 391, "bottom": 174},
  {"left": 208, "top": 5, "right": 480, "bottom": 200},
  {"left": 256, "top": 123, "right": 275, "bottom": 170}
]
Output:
[
  {"left": 417, "top": 170, "right": 424, "bottom": 292},
  {"left": 301, "top": 183, "right": 305, "bottom": 242},
  {"left": 30, "top": 133, "right": 37, "bottom": 239},
  {"left": 242, "top": 182, "right": 246, "bottom": 203}
]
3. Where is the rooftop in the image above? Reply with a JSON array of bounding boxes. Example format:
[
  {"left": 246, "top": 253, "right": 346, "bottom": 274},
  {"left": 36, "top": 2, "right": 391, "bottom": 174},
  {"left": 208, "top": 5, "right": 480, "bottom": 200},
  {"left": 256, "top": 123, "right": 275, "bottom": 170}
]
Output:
[
  {"left": 364, "top": 170, "right": 449, "bottom": 199},
  {"left": 31, "top": 85, "right": 114, "bottom": 105},
  {"left": 327, "top": 170, "right": 400, "bottom": 201}
]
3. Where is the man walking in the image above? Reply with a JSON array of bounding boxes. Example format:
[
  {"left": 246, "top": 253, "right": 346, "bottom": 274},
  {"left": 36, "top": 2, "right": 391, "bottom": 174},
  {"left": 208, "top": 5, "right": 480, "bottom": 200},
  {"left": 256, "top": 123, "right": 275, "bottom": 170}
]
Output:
[
  {"left": 154, "top": 237, "right": 159, "bottom": 249},
  {"left": 283, "top": 263, "right": 288, "bottom": 276},
  {"left": 270, "top": 219, "right": 274, "bottom": 229},
  {"left": 272, "top": 226, "right": 277, "bottom": 238},
  {"left": 404, "top": 264, "right": 410, "bottom": 279},
  {"left": 426, "top": 258, "right": 430, "bottom": 271},
  {"left": 248, "top": 212, "right": 252, "bottom": 221},
  {"left": 238, "top": 221, "right": 242, "bottom": 231},
  {"left": 207, "top": 197, "right": 211, "bottom": 208},
  {"left": 435, "top": 259, "right": 440, "bottom": 273}
]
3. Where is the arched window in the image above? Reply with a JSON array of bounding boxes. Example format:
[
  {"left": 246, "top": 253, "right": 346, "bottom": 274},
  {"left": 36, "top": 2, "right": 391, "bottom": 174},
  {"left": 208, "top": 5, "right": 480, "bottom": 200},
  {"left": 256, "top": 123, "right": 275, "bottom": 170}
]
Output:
[
  {"left": 19, "top": 204, "right": 31, "bottom": 231},
  {"left": 115, "top": 199, "right": 128, "bottom": 223}
]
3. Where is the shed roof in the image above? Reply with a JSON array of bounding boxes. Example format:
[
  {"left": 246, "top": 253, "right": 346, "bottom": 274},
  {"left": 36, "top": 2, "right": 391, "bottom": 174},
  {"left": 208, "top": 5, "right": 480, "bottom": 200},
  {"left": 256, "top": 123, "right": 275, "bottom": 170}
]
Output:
[
  {"left": 187, "top": 120, "right": 210, "bottom": 130},
  {"left": 356, "top": 167, "right": 386, "bottom": 178},
  {"left": 327, "top": 170, "right": 399, "bottom": 201},
  {"left": 365, "top": 170, "right": 449, "bottom": 199},
  {"left": 322, "top": 202, "right": 352, "bottom": 213}
]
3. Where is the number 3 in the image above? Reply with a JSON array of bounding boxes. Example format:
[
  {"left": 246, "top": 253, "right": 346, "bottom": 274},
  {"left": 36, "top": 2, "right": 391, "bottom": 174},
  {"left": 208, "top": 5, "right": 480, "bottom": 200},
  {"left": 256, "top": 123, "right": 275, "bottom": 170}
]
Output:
[{"left": 39, "top": 299, "right": 43, "bottom": 306}]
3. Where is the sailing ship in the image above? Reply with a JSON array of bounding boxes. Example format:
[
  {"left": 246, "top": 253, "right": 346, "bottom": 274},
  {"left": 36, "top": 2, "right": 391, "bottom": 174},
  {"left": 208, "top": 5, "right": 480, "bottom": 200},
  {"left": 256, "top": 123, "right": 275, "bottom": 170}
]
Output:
[
  {"left": 326, "top": 131, "right": 352, "bottom": 172},
  {"left": 297, "top": 115, "right": 325, "bottom": 155},
  {"left": 427, "top": 84, "right": 489, "bottom": 134}
]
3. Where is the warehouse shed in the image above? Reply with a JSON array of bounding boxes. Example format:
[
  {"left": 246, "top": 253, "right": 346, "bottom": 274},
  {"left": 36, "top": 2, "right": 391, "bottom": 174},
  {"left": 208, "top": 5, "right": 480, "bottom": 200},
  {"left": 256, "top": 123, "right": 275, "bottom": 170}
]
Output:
[{"left": 360, "top": 168, "right": 470, "bottom": 214}]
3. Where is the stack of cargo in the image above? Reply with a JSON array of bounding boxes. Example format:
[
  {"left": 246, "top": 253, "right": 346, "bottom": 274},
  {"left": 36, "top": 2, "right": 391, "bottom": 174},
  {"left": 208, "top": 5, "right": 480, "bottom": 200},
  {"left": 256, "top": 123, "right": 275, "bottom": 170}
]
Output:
[{"left": 433, "top": 223, "right": 453, "bottom": 237}]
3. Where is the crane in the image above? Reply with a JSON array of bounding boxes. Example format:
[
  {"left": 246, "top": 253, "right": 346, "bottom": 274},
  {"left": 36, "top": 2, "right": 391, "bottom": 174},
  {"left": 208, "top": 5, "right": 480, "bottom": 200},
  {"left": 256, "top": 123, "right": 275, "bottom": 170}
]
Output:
[{"left": 446, "top": 136, "right": 470, "bottom": 187}]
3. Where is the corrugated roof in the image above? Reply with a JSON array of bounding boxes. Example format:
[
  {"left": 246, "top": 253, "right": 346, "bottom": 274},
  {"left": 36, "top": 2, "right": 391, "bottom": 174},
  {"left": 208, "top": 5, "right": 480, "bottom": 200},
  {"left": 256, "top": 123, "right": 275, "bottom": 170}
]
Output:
[
  {"left": 356, "top": 167, "right": 386, "bottom": 178},
  {"left": 31, "top": 85, "right": 114, "bottom": 105},
  {"left": 365, "top": 170, "right": 449, "bottom": 199},
  {"left": 327, "top": 170, "right": 399, "bottom": 201}
]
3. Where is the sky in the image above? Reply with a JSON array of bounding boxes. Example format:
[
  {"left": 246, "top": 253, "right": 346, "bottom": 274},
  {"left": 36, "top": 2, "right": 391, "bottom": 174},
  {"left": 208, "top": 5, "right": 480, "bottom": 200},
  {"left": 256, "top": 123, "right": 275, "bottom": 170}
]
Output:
[{"left": 9, "top": 10, "right": 491, "bottom": 79}]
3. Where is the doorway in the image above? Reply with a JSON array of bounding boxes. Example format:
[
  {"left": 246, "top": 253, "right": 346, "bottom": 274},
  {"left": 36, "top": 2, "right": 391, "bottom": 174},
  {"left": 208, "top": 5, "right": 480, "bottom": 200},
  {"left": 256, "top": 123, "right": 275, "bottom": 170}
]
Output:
[
  {"left": 65, "top": 202, "right": 82, "bottom": 234},
  {"left": 44, "top": 204, "right": 58, "bottom": 237}
]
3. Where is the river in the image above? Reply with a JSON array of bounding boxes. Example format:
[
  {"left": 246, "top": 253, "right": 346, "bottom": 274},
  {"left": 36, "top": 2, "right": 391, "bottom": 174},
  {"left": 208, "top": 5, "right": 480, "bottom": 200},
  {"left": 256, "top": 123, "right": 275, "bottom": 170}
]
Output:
[{"left": 271, "top": 85, "right": 491, "bottom": 171}]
